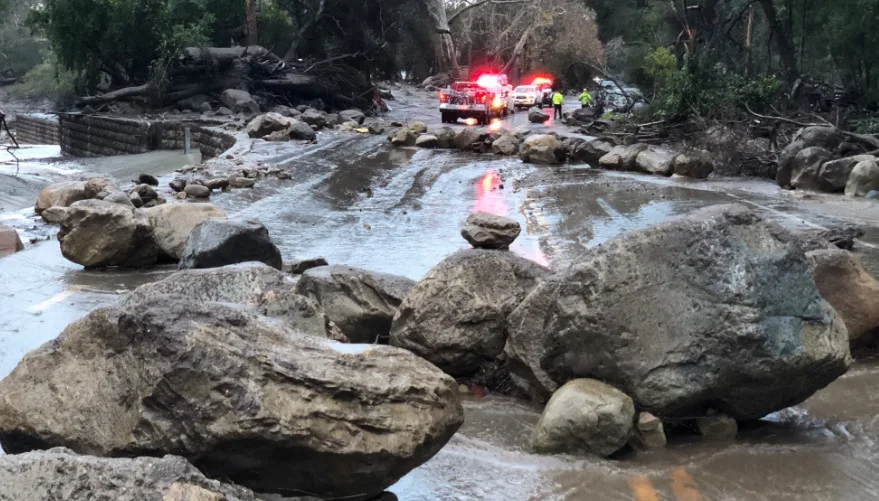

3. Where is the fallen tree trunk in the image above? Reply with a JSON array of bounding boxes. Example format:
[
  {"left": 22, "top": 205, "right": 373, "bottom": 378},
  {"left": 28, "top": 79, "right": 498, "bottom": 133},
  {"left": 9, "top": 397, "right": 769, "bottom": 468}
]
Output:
[{"left": 76, "top": 84, "right": 152, "bottom": 106}]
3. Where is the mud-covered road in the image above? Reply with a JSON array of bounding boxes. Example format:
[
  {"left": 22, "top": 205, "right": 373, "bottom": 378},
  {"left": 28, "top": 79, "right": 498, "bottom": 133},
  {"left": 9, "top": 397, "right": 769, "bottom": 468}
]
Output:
[{"left": 2, "top": 91, "right": 879, "bottom": 500}]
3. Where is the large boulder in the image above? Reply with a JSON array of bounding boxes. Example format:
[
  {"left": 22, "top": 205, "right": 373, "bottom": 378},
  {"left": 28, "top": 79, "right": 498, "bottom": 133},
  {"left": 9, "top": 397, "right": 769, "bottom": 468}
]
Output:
[
  {"left": 180, "top": 218, "right": 282, "bottom": 270},
  {"left": 434, "top": 126, "right": 457, "bottom": 148},
  {"left": 844, "top": 159, "right": 879, "bottom": 197},
  {"left": 145, "top": 203, "right": 227, "bottom": 261},
  {"left": 220, "top": 89, "right": 260, "bottom": 114},
  {"left": 818, "top": 155, "right": 875, "bottom": 192},
  {"left": 565, "top": 107, "right": 594, "bottom": 126},
  {"left": 299, "top": 109, "right": 328, "bottom": 129},
  {"left": 390, "top": 128, "right": 417, "bottom": 147},
  {"left": 453, "top": 128, "right": 486, "bottom": 150},
  {"left": 673, "top": 150, "right": 714, "bottom": 179},
  {"left": 131, "top": 262, "right": 345, "bottom": 341},
  {"left": 790, "top": 147, "right": 832, "bottom": 191},
  {"left": 59, "top": 200, "right": 158, "bottom": 268},
  {"left": 531, "top": 379, "right": 634, "bottom": 457},
  {"left": 0, "top": 223, "right": 24, "bottom": 257},
  {"left": 635, "top": 145, "right": 675, "bottom": 176},
  {"left": 289, "top": 120, "right": 317, "bottom": 141},
  {"left": 339, "top": 108, "right": 366, "bottom": 125},
  {"left": 491, "top": 133, "right": 519, "bottom": 155},
  {"left": 245, "top": 112, "right": 293, "bottom": 138},
  {"left": 777, "top": 127, "right": 846, "bottom": 188},
  {"left": 0, "top": 293, "right": 463, "bottom": 499},
  {"left": 34, "top": 178, "right": 106, "bottom": 214},
  {"left": 0, "top": 448, "right": 268, "bottom": 501},
  {"left": 519, "top": 134, "right": 566, "bottom": 165},
  {"left": 808, "top": 249, "right": 879, "bottom": 344},
  {"left": 390, "top": 249, "right": 549, "bottom": 375},
  {"left": 295, "top": 265, "right": 415, "bottom": 343},
  {"left": 598, "top": 144, "right": 648, "bottom": 171},
  {"left": 415, "top": 134, "right": 439, "bottom": 148},
  {"left": 528, "top": 109, "right": 549, "bottom": 123},
  {"left": 569, "top": 137, "right": 613, "bottom": 165},
  {"left": 460, "top": 212, "right": 521, "bottom": 249},
  {"left": 504, "top": 204, "right": 851, "bottom": 420}
]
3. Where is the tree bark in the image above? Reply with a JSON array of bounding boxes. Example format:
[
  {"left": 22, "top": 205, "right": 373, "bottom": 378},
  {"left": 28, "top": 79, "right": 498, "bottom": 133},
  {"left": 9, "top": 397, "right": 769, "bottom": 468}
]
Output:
[
  {"left": 245, "top": 0, "right": 258, "bottom": 46},
  {"left": 421, "top": 0, "right": 460, "bottom": 78},
  {"left": 758, "top": 0, "right": 798, "bottom": 84}
]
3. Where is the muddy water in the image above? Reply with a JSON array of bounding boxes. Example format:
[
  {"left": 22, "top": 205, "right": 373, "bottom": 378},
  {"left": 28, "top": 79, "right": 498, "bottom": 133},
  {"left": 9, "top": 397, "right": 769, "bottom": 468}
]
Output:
[{"left": 3, "top": 130, "right": 879, "bottom": 499}]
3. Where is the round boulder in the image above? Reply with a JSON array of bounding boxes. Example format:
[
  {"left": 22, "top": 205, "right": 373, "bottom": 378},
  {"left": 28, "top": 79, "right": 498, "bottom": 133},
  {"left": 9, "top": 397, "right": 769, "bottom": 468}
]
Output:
[
  {"left": 59, "top": 200, "right": 158, "bottom": 268},
  {"left": 528, "top": 109, "right": 549, "bottom": 123},
  {"left": 34, "top": 179, "right": 106, "bottom": 215},
  {"left": 519, "top": 134, "right": 566, "bottom": 165},
  {"left": 505, "top": 204, "right": 851, "bottom": 420},
  {"left": 808, "top": 248, "right": 879, "bottom": 344},
  {"left": 460, "top": 212, "right": 521, "bottom": 249},
  {"left": 844, "top": 159, "right": 879, "bottom": 197},
  {"left": 145, "top": 203, "right": 226, "bottom": 260},
  {"left": 180, "top": 217, "right": 282, "bottom": 270},
  {"left": 531, "top": 379, "right": 635, "bottom": 457},
  {"left": 390, "top": 249, "right": 548, "bottom": 375}
]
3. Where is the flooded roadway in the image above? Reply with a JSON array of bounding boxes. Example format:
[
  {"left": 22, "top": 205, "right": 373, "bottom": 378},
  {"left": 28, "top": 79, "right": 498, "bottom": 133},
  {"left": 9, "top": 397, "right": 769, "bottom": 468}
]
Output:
[{"left": 3, "top": 105, "right": 879, "bottom": 500}]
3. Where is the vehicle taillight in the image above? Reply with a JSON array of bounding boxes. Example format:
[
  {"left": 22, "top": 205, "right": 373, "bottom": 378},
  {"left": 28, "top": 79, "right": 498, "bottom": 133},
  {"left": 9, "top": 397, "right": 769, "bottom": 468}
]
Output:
[{"left": 438, "top": 92, "right": 448, "bottom": 103}]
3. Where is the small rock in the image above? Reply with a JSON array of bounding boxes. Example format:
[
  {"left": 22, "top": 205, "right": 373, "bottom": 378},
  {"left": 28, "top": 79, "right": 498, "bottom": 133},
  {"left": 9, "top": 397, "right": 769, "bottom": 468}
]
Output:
[
  {"left": 129, "top": 184, "right": 158, "bottom": 202},
  {"left": 390, "top": 128, "right": 417, "bottom": 147},
  {"left": 528, "top": 109, "right": 549, "bottom": 123},
  {"left": 169, "top": 178, "right": 186, "bottom": 193},
  {"left": 100, "top": 191, "right": 135, "bottom": 208},
  {"left": 128, "top": 192, "right": 144, "bottom": 208},
  {"left": 184, "top": 184, "right": 211, "bottom": 199},
  {"left": 217, "top": 107, "right": 234, "bottom": 116},
  {"left": 175, "top": 192, "right": 187, "bottom": 200},
  {"left": 633, "top": 412, "right": 667, "bottom": 449},
  {"left": 697, "top": 412, "right": 738, "bottom": 440},
  {"left": 283, "top": 257, "right": 329, "bottom": 274},
  {"left": 40, "top": 207, "right": 68, "bottom": 224},
  {"left": 229, "top": 177, "right": 256, "bottom": 188},
  {"left": 415, "top": 134, "right": 439, "bottom": 148},
  {"left": 460, "top": 212, "right": 521, "bottom": 249},
  {"left": 220, "top": 89, "right": 260, "bottom": 114},
  {"left": 531, "top": 379, "right": 635, "bottom": 457},
  {"left": 406, "top": 121, "right": 428, "bottom": 134},
  {"left": 289, "top": 120, "right": 317, "bottom": 141},
  {"left": 205, "top": 178, "right": 230, "bottom": 191},
  {"left": 136, "top": 174, "right": 159, "bottom": 186},
  {"left": 0, "top": 224, "right": 24, "bottom": 257}
]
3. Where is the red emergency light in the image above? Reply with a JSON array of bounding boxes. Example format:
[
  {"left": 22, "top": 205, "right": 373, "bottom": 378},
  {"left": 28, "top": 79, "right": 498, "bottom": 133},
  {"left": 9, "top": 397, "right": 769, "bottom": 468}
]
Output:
[{"left": 531, "top": 76, "right": 553, "bottom": 86}]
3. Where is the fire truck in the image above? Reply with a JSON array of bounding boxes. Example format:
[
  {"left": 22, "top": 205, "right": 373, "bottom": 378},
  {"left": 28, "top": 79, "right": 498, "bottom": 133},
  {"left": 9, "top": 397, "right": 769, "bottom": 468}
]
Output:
[{"left": 438, "top": 74, "right": 514, "bottom": 125}]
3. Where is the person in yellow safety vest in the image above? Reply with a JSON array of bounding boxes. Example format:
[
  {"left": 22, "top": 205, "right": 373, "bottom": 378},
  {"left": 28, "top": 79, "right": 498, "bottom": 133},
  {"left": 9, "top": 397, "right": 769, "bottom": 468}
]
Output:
[
  {"left": 551, "top": 90, "right": 564, "bottom": 120},
  {"left": 578, "top": 89, "right": 593, "bottom": 109}
]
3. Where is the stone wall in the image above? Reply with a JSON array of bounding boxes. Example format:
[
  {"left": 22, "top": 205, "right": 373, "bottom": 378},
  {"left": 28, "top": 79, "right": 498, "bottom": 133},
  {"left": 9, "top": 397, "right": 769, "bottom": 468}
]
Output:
[
  {"left": 14, "top": 115, "right": 60, "bottom": 145},
  {"left": 51, "top": 114, "right": 236, "bottom": 159}
]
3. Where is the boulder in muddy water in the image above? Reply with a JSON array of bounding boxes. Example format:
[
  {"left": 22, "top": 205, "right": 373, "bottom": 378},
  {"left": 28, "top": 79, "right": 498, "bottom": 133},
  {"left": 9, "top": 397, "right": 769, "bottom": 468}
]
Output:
[
  {"left": 531, "top": 379, "right": 635, "bottom": 457},
  {"left": 169, "top": 178, "right": 186, "bottom": 193},
  {"left": 245, "top": 112, "right": 293, "bottom": 138},
  {"left": 598, "top": 143, "right": 647, "bottom": 171},
  {"left": 271, "top": 105, "right": 301, "bottom": 118},
  {"left": 844, "top": 159, "right": 879, "bottom": 197},
  {"left": 808, "top": 248, "right": 879, "bottom": 345},
  {"left": 289, "top": 120, "right": 317, "bottom": 141},
  {"left": 634, "top": 412, "right": 667, "bottom": 449},
  {"left": 505, "top": 204, "right": 851, "bottom": 420},
  {"left": 453, "top": 128, "right": 486, "bottom": 150},
  {"left": 0, "top": 293, "right": 464, "bottom": 499},
  {"left": 697, "top": 412, "right": 738, "bottom": 440},
  {"left": 406, "top": 121, "right": 428, "bottom": 135},
  {"left": 528, "top": 109, "right": 549, "bottom": 123},
  {"left": 34, "top": 179, "right": 105, "bottom": 215},
  {"left": 128, "top": 192, "right": 144, "bottom": 208},
  {"left": 390, "top": 128, "right": 417, "bottom": 147},
  {"left": 131, "top": 262, "right": 344, "bottom": 341},
  {"left": 635, "top": 145, "right": 675, "bottom": 176},
  {"left": 340, "top": 108, "right": 366, "bottom": 125},
  {"left": 818, "top": 155, "right": 874, "bottom": 192},
  {"left": 220, "top": 89, "right": 260, "bottom": 114},
  {"left": 519, "top": 134, "right": 566, "bottom": 165},
  {"left": 460, "top": 212, "right": 521, "bottom": 249},
  {"left": 0, "top": 224, "right": 24, "bottom": 257},
  {"left": 130, "top": 183, "right": 158, "bottom": 202},
  {"left": 229, "top": 177, "right": 256, "bottom": 188},
  {"left": 367, "top": 119, "right": 388, "bottom": 135},
  {"left": 296, "top": 265, "right": 415, "bottom": 343},
  {"left": 390, "top": 249, "right": 548, "bottom": 376},
  {"left": 790, "top": 147, "right": 832, "bottom": 191},
  {"left": 59, "top": 200, "right": 158, "bottom": 268},
  {"left": 145, "top": 202, "right": 226, "bottom": 260},
  {"left": 0, "top": 448, "right": 267, "bottom": 501},
  {"left": 569, "top": 137, "right": 613, "bottom": 165},
  {"left": 205, "top": 178, "right": 230, "bottom": 190},
  {"left": 300, "top": 109, "right": 328, "bottom": 129},
  {"left": 137, "top": 173, "right": 159, "bottom": 186},
  {"left": 491, "top": 133, "right": 519, "bottom": 155},
  {"left": 184, "top": 184, "right": 211, "bottom": 199},
  {"left": 180, "top": 217, "right": 282, "bottom": 270},
  {"left": 673, "top": 150, "right": 714, "bottom": 179},
  {"left": 415, "top": 134, "right": 439, "bottom": 148},
  {"left": 435, "top": 126, "right": 457, "bottom": 148}
]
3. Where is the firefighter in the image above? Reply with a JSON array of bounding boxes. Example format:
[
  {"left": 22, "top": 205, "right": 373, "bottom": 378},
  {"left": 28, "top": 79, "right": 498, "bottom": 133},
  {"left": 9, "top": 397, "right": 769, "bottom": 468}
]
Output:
[
  {"left": 551, "top": 89, "right": 564, "bottom": 120},
  {"left": 578, "top": 88, "right": 593, "bottom": 109}
]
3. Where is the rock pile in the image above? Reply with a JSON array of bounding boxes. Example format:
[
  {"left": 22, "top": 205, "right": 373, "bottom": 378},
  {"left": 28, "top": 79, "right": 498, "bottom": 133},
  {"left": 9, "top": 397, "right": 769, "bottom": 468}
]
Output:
[
  {"left": 776, "top": 126, "right": 879, "bottom": 197},
  {"left": 0, "top": 264, "right": 464, "bottom": 500}
]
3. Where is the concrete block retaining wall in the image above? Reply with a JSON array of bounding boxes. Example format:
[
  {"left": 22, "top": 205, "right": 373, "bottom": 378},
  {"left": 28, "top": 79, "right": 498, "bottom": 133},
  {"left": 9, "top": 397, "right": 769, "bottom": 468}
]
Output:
[
  {"left": 14, "top": 115, "right": 61, "bottom": 145},
  {"left": 24, "top": 113, "right": 237, "bottom": 159}
]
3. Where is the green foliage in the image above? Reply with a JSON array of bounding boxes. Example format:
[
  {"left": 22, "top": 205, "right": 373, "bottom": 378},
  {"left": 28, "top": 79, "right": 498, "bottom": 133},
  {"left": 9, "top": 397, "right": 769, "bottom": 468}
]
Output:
[
  {"left": 643, "top": 47, "right": 675, "bottom": 92},
  {"left": 0, "top": 0, "right": 44, "bottom": 78},
  {"left": 601, "top": 111, "right": 623, "bottom": 121},
  {"left": 650, "top": 59, "right": 783, "bottom": 120},
  {"left": 10, "top": 51, "right": 78, "bottom": 105}
]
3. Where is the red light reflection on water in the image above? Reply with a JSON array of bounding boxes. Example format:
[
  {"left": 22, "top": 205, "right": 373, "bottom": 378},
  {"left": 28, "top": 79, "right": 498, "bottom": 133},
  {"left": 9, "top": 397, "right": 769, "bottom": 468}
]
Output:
[{"left": 472, "top": 170, "right": 548, "bottom": 266}]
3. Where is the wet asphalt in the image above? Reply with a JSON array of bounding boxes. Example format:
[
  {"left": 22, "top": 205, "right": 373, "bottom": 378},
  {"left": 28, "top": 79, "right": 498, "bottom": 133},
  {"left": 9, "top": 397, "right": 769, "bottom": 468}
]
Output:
[{"left": 2, "top": 92, "right": 879, "bottom": 500}]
